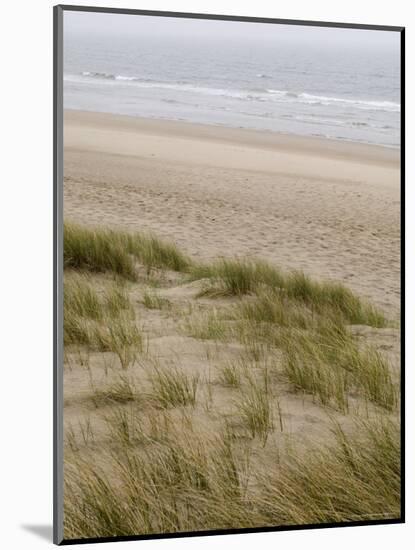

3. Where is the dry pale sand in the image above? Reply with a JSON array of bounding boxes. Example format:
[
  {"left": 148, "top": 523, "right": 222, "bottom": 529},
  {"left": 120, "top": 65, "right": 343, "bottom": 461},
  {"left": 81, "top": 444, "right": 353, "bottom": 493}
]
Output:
[{"left": 64, "top": 109, "right": 401, "bottom": 319}]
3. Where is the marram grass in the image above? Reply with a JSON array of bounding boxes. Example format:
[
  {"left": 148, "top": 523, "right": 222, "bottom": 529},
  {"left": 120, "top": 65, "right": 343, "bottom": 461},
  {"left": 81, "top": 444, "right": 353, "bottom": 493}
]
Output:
[
  {"left": 63, "top": 415, "right": 400, "bottom": 539},
  {"left": 64, "top": 273, "right": 142, "bottom": 367},
  {"left": 62, "top": 222, "right": 399, "bottom": 539},
  {"left": 191, "top": 258, "right": 387, "bottom": 328},
  {"left": 64, "top": 221, "right": 192, "bottom": 280}
]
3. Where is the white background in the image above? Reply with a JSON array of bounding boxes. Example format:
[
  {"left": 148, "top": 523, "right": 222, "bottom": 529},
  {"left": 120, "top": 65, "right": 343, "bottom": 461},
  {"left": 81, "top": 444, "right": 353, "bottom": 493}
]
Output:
[{"left": 0, "top": 1, "right": 412, "bottom": 548}]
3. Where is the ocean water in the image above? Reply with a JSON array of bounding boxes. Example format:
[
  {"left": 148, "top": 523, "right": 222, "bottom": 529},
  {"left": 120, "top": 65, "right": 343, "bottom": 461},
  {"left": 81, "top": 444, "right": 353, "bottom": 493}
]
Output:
[{"left": 64, "top": 18, "right": 401, "bottom": 147}]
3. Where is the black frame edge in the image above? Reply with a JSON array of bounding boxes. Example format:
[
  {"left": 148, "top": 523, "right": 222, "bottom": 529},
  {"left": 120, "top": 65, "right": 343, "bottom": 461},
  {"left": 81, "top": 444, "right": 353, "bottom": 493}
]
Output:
[
  {"left": 56, "top": 4, "right": 404, "bottom": 32},
  {"left": 400, "top": 26, "right": 405, "bottom": 524},
  {"left": 53, "top": 3, "right": 64, "bottom": 546}
]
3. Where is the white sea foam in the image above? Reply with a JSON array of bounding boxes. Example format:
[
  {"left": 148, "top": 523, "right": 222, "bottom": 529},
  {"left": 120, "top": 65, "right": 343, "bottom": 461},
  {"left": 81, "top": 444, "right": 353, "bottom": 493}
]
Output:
[{"left": 69, "top": 72, "right": 400, "bottom": 114}]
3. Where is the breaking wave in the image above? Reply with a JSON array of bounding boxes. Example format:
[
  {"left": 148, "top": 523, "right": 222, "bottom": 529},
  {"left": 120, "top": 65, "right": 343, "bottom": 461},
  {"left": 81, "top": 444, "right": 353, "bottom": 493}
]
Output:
[{"left": 68, "top": 71, "right": 400, "bottom": 114}]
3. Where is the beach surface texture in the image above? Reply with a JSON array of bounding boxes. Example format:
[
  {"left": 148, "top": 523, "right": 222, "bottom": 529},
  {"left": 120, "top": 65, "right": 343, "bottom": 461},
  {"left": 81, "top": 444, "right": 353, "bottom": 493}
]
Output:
[{"left": 64, "top": 109, "right": 400, "bottom": 318}]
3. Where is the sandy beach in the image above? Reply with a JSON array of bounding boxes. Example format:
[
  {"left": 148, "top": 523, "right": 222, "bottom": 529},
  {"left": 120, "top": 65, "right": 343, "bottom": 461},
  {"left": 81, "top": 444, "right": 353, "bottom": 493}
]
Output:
[{"left": 64, "top": 109, "right": 400, "bottom": 318}]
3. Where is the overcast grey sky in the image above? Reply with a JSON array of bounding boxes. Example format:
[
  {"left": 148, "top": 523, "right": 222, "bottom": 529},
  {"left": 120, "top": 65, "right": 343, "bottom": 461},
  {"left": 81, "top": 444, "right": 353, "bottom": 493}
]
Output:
[{"left": 64, "top": 11, "right": 400, "bottom": 51}]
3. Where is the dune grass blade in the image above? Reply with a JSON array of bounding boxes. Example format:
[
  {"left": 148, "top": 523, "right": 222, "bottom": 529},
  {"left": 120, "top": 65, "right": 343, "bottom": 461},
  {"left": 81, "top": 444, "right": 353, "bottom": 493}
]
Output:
[
  {"left": 149, "top": 366, "right": 199, "bottom": 408},
  {"left": 236, "top": 372, "right": 274, "bottom": 445},
  {"left": 217, "top": 362, "right": 242, "bottom": 388}
]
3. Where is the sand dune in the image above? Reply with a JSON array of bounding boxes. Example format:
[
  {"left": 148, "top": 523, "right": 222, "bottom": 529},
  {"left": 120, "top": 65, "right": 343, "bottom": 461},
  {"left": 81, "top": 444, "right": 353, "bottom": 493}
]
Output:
[{"left": 63, "top": 112, "right": 401, "bottom": 537}]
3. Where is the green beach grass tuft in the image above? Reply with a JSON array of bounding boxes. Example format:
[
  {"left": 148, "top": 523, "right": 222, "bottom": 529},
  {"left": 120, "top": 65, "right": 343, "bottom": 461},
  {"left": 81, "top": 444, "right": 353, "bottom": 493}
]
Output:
[
  {"left": 64, "top": 274, "right": 143, "bottom": 366},
  {"left": 142, "top": 290, "right": 172, "bottom": 310},
  {"left": 64, "top": 222, "right": 192, "bottom": 279},
  {"left": 236, "top": 371, "right": 274, "bottom": 445},
  {"left": 192, "top": 258, "right": 284, "bottom": 297},
  {"left": 280, "top": 324, "right": 397, "bottom": 411},
  {"left": 64, "top": 223, "right": 138, "bottom": 280},
  {"left": 149, "top": 364, "right": 200, "bottom": 408},
  {"left": 190, "top": 258, "right": 386, "bottom": 328}
]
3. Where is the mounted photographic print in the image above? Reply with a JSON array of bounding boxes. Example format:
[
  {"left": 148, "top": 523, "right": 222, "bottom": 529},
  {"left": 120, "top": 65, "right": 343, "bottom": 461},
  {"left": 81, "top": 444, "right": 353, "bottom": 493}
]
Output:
[{"left": 53, "top": 5, "right": 404, "bottom": 545}]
